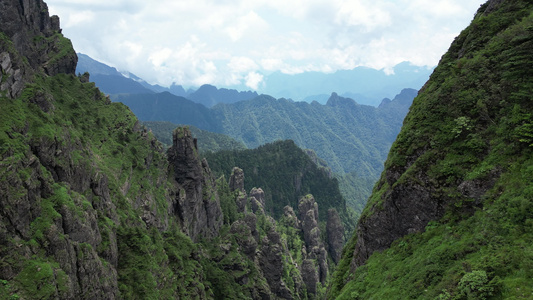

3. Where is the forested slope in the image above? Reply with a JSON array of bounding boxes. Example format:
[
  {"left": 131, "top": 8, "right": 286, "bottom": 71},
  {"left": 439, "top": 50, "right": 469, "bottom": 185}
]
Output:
[{"left": 330, "top": 0, "right": 533, "bottom": 298}]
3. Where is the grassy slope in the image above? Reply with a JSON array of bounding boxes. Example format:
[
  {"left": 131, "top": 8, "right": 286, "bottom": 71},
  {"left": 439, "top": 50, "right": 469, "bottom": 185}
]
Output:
[{"left": 330, "top": 1, "right": 533, "bottom": 298}]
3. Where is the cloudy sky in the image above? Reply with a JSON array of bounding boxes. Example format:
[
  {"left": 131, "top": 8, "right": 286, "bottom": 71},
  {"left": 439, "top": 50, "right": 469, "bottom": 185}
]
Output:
[{"left": 46, "top": 0, "right": 485, "bottom": 89}]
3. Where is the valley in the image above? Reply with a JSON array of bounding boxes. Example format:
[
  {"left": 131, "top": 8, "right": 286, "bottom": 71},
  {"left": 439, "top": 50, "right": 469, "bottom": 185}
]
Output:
[{"left": 1, "top": 0, "right": 532, "bottom": 299}]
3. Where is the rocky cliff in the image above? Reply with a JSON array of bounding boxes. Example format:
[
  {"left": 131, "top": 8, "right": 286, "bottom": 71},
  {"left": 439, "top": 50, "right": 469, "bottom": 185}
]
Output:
[
  {"left": 0, "top": 0, "right": 77, "bottom": 98},
  {"left": 330, "top": 0, "right": 533, "bottom": 298},
  {"left": 168, "top": 127, "right": 223, "bottom": 241},
  {"left": 1, "top": 2, "right": 350, "bottom": 298}
]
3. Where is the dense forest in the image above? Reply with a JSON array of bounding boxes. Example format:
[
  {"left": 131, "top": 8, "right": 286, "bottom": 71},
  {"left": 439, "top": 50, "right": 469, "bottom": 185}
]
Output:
[{"left": 204, "top": 140, "right": 357, "bottom": 233}]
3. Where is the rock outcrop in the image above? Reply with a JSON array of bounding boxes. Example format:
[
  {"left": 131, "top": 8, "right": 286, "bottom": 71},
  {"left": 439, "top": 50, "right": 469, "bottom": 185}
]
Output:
[
  {"left": 249, "top": 187, "right": 266, "bottom": 214},
  {"left": 258, "top": 229, "right": 293, "bottom": 299},
  {"left": 0, "top": 0, "right": 77, "bottom": 98},
  {"left": 0, "top": 1, "right": 348, "bottom": 298},
  {"left": 326, "top": 208, "right": 344, "bottom": 264},
  {"left": 298, "top": 195, "right": 329, "bottom": 288},
  {"left": 168, "top": 127, "right": 223, "bottom": 241},
  {"left": 229, "top": 166, "right": 245, "bottom": 193}
]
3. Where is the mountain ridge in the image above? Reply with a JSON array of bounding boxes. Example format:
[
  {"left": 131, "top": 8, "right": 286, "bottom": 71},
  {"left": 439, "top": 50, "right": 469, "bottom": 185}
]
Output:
[
  {"left": 117, "top": 88, "right": 416, "bottom": 177},
  {"left": 76, "top": 52, "right": 430, "bottom": 107},
  {"left": 330, "top": 0, "right": 533, "bottom": 297}
]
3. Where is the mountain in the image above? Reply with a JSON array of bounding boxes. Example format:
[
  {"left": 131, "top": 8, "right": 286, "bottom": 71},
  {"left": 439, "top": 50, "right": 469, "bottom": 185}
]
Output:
[
  {"left": 0, "top": 1, "right": 347, "bottom": 298},
  {"left": 77, "top": 52, "right": 429, "bottom": 107},
  {"left": 114, "top": 92, "right": 219, "bottom": 132},
  {"left": 204, "top": 140, "right": 356, "bottom": 230},
  {"left": 258, "top": 62, "right": 433, "bottom": 106},
  {"left": 141, "top": 121, "right": 247, "bottom": 152},
  {"left": 76, "top": 54, "right": 259, "bottom": 105},
  {"left": 75, "top": 53, "right": 154, "bottom": 95},
  {"left": 117, "top": 88, "right": 417, "bottom": 178},
  {"left": 188, "top": 84, "right": 258, "bottom": 107},
  {"left": 115, "top": 89, "right": 416, "bottom": 215},
  {"left": 330, "top": 0, "right": 533, "bottom": 298},
  {"left": 76, "top": 53, "right": 189, "bottom": 96}
]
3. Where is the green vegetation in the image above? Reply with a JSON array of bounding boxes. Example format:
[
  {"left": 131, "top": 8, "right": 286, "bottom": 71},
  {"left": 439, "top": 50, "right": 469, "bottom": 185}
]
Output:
[
  {"left": 142, "top": 120, "right": 247, "bottom": 152},
  {"left": 204, "top": 140, "right": 357, "bottom": 234},
  {"left": 0, "top": 71, "right": 195, "bottom": 298},
  {"left": 144, "top": 120, "right": 372, "bottom": 217},
  {"left": 118, "top": 89, "right": 416, "bottom": 217},
  {"left": 1, "top": 28, "right": 338, "bottom": 299},
  {"left": 334, "top": 161, "right": 533, "bottom": 299},
  {"left": 331, "top": 1, "right": 533, "bottom": 298},
  {"left": 335, "top": 172, "right": 374, "bottom": 218}
]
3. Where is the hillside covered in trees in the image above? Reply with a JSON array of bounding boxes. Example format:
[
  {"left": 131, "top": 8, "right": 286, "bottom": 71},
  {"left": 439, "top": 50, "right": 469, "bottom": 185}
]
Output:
[{"left": 330, "top": 0, "right": 533, "bottom": 298}]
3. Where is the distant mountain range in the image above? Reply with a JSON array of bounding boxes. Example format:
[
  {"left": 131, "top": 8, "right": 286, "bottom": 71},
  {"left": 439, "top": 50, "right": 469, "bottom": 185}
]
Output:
[
  {"left": 77, "top": 52, "right": 419, "bottom": 214},
  {"left": 114, "top": 88, "right": 417, "bottom": 177},
  {"left": 76, "top": 53, "right": 431, "bottom": 107},
  {"left": 76, "top": 53, "right": 258, "bottom": 106},
  {"left": 257, "top": 63, "right": 433, "bottom": 106}
]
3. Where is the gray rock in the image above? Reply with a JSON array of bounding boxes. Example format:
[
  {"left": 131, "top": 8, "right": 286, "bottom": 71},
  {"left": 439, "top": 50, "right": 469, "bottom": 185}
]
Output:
[
  {"left": 283, "top": 206, "right": 300, "bottom": 229},
  {"left": 250, "top": 196, "right": 265, "bottom": 215},
  {"left": 326, "top": 208, "right": 344, "bottom": 264},
  {"left": 236, "top": 191, "right": 248, "bottom": 213},
  {"left": 300, "top": 259, "right": 318, "bottom": 295},
  {"left": 297, "top": 195, "right": 328, "bottom": 286},
  {"left": 250, "top": 187, "right": 266, "bottom": 208},
  {"left": 168, "top": 127, "right": 223, "bottom": 241},
  {"left": 230, "top": 220, "right": 257, "bottom": 258},
  {"left": 229, "top": 167, "right": 245, "bottom": 193},
  {"left": 258, "top": 229, "right": 293, "bottom": 299},
  {"left": 0, "top": 0, "right": 77, "bottom": 98}
]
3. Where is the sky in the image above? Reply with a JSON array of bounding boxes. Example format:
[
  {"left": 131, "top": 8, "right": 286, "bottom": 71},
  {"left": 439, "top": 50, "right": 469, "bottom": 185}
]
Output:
[{"left": 46, "top": 0, "right": 486, "bottom": 90}]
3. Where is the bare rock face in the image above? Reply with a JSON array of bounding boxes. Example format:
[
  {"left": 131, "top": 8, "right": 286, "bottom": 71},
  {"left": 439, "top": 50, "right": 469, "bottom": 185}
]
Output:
[
  {"left": 168, "top": 127, "right": 223, "bottom": 241},
  {"left": 297, "top": 195, "right": 328, "bottom": 287},
  {"left": 298, "top": 195, "right": 319, "bottom": 248},
  {"left": 258, "top": 229, "right": 293, "bottom": 299},
  {"left": 250, "top": 187, "right": 266, "bottom": 207},
  {"left": 230, "top": 167, "right": 248, "bottom": 212},
  {"left": 229, "top": 167, "right": 245, "bottom": 193},
  {"left": 351, "top": 172, "right": 445, "bottom": 269},
  {"left": 283, "top": 206, "right": 300, "bottom": 229},
  {"left": 326, "top": 208, "right": 344, "bottom": 264},
  {"left": 0, "top": 0, "right": 77, "bottom": 98},
  {"left": 249, "top": 187, "right": 266, "bottom": 214},
  {"left": 236, "top": 192, "right": 247, "bottom": 213},
  {"left": 230, "top": 220, "right": 257, "bottom": 259},
  {"left": 300, "top": 259, "right": 318, "bottom": 295}
]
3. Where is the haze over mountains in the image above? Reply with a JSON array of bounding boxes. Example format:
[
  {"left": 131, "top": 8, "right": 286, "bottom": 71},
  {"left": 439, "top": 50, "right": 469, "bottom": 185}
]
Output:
[
  {"left": 76, "top": 53, "right": 418, "bottom": 177},
  {"left": 76, "top": 53, "right": 431, "bottom": 106},
  {"left": 77, "top": 52, "right": 419, "bottom": 216}
]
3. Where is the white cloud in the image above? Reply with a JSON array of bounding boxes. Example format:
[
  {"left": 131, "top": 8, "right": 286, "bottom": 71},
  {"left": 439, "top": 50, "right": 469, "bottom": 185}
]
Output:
[
  {"left": 46, "top": 0, "right": 486, "bottom": 89},
  {"left": 225, "top": 11, "right": 269, "bottom": 41},
  {"left": 245, "top": 72, "right": 264, "bottom": 90},
  {"left": 228, "top": 57, "right": 258, "bottom": 73}
]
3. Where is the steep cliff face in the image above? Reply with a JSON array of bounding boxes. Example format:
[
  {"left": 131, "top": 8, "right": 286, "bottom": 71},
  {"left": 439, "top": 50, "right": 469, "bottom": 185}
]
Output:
[
  {"left": 0, "top": 0, "right": 77, "bottom": 98},
  {"left": 298, "top": 195, "right": 328, "bottom": 287},
  {"left": 330, "top": 0, "right": 533, "bottom": 298},
  {"left": 168, "top": 127, "right": 223, "bottom": 241}
]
